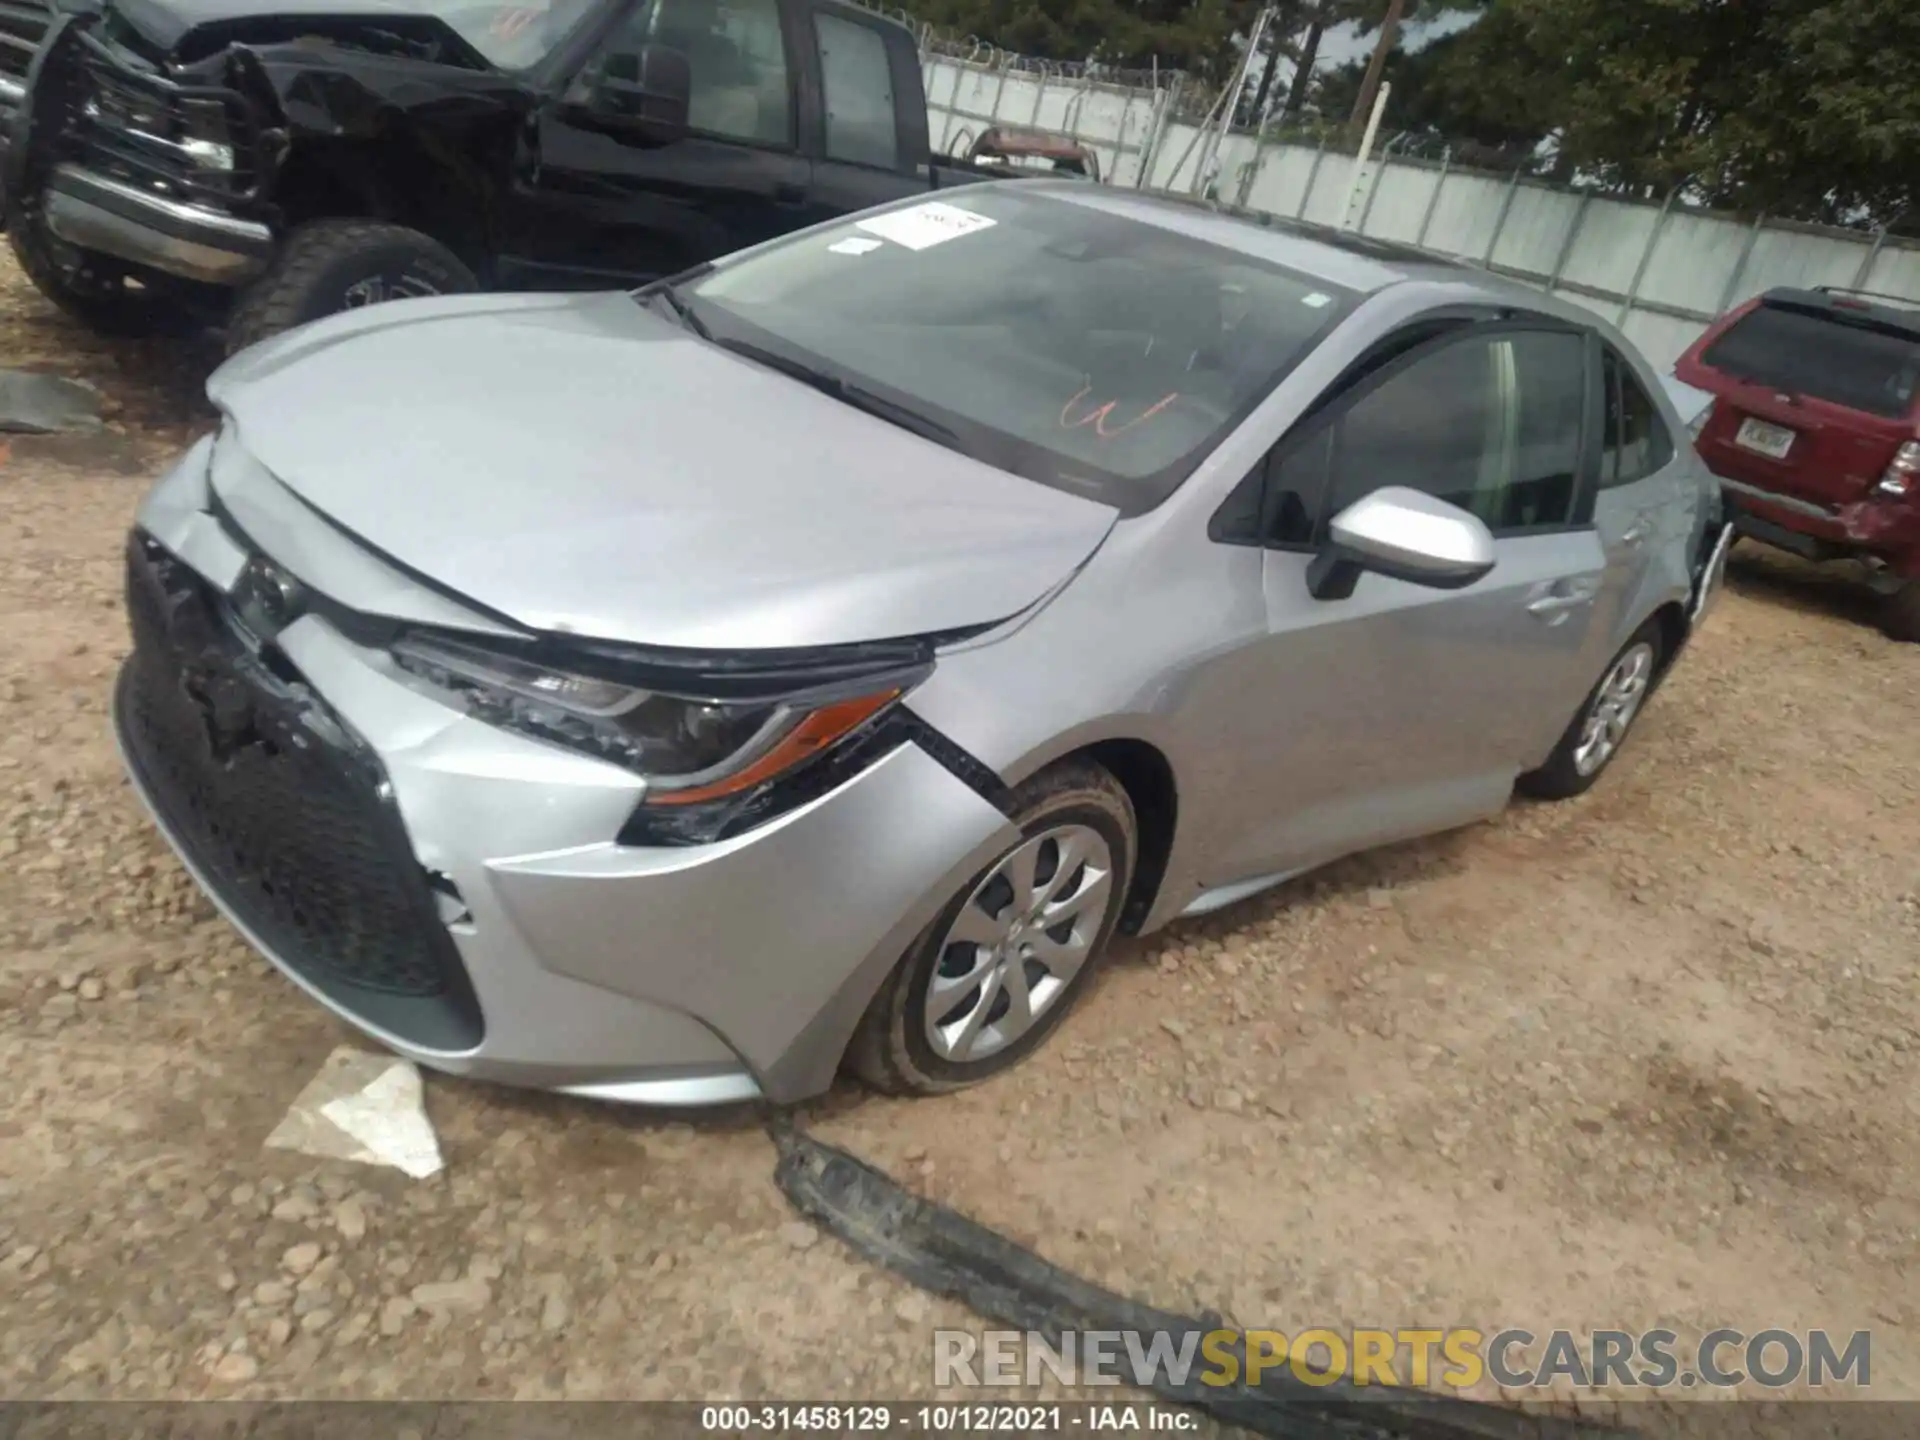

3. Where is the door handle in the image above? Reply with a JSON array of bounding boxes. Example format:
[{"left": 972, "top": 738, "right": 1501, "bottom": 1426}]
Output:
[
  {"left": 1620, "top": 520, "right": 1653, "bottom": 548},
  {"left": 1525, "top": 579, "right": 1598, "bottom": 624}
]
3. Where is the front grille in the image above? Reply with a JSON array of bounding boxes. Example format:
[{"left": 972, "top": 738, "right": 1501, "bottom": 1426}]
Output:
[
  {"left": 50, "top": 26, "right": 266, "bottom": 210},
  {"left": 117, "top": 535, "right": 484, "bottom": 1052}
]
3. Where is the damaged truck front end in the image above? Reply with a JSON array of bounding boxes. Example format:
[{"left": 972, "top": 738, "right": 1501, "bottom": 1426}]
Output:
[{"left": 5, "top": 4, "right": 523, "bottom": 344}]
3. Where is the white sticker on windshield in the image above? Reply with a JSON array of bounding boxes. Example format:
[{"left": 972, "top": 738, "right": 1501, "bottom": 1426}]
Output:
[
  {"left": 828, "top": 236, "right": 885, "bottom": 256},
  {"left": 855, "top": 202, "right": 997, "bottom": 252},
  {"left": 1301, "top": 292, "right": 1333, "bottom": 308}
]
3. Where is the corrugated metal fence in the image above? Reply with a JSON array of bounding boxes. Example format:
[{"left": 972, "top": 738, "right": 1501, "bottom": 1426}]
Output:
[{"left": 919, "top": 50, "right": 1920, "bottom": 372}]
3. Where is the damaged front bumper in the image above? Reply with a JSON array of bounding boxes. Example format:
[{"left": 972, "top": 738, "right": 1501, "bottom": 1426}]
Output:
[
  {"left": 44, "top": 161, "right": 273, "bottom": 281},
  {"left": 113, "top": 442, "right": 1019, "bottom": 1106},
  {"left": 19, "top": 15, "right": 281, "bottom": 285}
]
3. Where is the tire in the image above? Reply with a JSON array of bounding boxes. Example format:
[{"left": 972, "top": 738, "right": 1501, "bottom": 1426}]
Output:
[
  {"left": 1880, "top": 579, "right": 1920, "bottom": 643},
  {"left": 1517, "top": 618, "right": 1666, "bottom": 801},
  {"left": 225, "top": 219, "right": 476, "bottom": 357},
  {"left": 848, "top": 759, "right": 1136, "bottom": 1096},
  {"left": 7, "top": 193, "right": 201, "bottom": 337}
]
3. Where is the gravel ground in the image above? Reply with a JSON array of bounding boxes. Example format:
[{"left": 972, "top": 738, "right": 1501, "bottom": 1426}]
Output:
[{"left": 0, "top": 255, "right": 1915, "bottom": 1418}]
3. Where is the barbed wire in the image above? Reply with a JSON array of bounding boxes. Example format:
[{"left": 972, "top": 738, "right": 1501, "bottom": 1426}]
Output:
[{"left": 840, "top": 0, "right": 1194, "bottom": 93}]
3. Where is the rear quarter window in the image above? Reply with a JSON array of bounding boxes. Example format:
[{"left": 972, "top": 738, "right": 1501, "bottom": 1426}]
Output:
[{"left": 1701, "top": 303, "right": 1920, "bottom": 419}]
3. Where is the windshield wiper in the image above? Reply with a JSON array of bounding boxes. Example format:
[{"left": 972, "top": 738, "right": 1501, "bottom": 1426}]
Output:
[{"left": 711, "top": 337, "right": 968, "bottom": 455}]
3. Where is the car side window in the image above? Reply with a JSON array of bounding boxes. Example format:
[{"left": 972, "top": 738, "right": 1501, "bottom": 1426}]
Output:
[
  {"left": 813, "top": 13, "right": 899, "bottom": 169},
  {"left": 1602, "top": 346, "right": 1676, "bottom": 487},
  {"left": 637, "top": 0, "right": 793, "bottom": 147},
  {"left": 1310, "top": 328, "right": 1586, "bottom": 540}
]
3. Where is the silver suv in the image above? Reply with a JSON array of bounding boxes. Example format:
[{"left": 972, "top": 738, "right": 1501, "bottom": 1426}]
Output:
[{"left": 114, "top": 183, "right": 1730, "bottom": 1106}]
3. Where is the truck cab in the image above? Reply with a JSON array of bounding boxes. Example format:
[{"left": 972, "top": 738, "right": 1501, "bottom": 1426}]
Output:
[{"left": 4, "top": 0, "right": 988, "bottom": 350}]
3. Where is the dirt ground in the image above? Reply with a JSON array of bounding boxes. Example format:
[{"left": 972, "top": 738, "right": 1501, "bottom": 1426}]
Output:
[{"left": 0, "top": 252, "right": 1915, "bottom": 1420}]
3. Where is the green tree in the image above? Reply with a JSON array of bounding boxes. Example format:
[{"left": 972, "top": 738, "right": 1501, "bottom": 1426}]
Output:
[{"left": 1374, "top": 0, "right": 1920, "bottom": 225}]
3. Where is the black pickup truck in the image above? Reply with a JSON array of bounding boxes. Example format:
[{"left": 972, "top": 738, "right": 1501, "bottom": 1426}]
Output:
[{"left": 3, "top": 0, "right": 1001, "bottom": 350}]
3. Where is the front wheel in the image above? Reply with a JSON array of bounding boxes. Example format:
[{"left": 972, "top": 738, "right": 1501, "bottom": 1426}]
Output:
[
  {"left": 1517, "top": 619, "right": 1665, "bottom": 801},
  {"left": 848, "top": 759, "right": 1135, "bottom": 1096},
  {"left": 225, "top": 219, "right": 476, "bottom": 357}
]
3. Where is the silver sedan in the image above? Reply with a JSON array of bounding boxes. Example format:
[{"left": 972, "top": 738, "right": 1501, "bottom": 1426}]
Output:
[{"left": 114, "top": 182, "right": 1729, "bottom": 1105}]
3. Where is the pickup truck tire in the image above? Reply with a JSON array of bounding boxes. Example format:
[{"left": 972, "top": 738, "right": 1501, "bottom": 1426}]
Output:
[
  {"left": 226, "top": 219, "right": 476, "bottom": 357},
  {"left": 1881, "top": 579, "right": 1920, "bottom": 643},
  {"left": 7, "top": 198, "right": 201, "bottom": 337}
]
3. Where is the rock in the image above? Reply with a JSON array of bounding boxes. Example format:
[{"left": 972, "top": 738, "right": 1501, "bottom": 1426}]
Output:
[
  {"left": 252, "top": 1280, "right": 294, "bottom": 1308},
  {"left": 215, "top": 1271, "right": 239, "bottom": 1293},
  {"left": 272, "top": 1194, "right": 319, "bottom": 1223},
  {"left": 778, "top": 1222, "right": 818, "bottom": 1251},
  {"left": 331, "top": 1199, "right": 367, "bottom": 1242},
  {"left": 1366, "top": 887, "right": 1394, "bottom": 910},
  {"left": 77, "top": 977, "right": 104, "bottom": 1001},
  {"left": 267, "top": 1317, "right": 293, "bottom": 1347},
  {"left": 1214, "top": 1088, "right": 1245, "bottom": 1114},
  {"left": 300, "top": 1308, "right": 335, "bottom": 1334},
  {"left": 648, "top": 1253, "right": 675, "bottom": 1275},
  {"left": 894, "top": 1293, "right": 931, "bottom": 1325},
  {"left": 281, "top": 1243, "right": 322, "bottom": 1276},
  {"left": 336, "top": 1311, "right": 372, "bottom": 1345},
  {"left": 210, "top": 1352, "right": 258, "bottom": 1384},
  {"left": 1160, "top": 1018, "right": 1187, "bottom": 1040},
  {"left": 378, "top": 1297, "right": 415, "bottom": 1336},
  {"left": 540, "top": 1289, "right": 570, "bottom": 1335},
  {"left": 410, "top": 1278, "right": 491, "bottom": 1312}
]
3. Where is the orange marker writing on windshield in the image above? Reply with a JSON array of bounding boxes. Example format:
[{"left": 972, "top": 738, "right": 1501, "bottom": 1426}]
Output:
[{"left": 1060, "top": 386, "right": 1180, "bottom": 440}]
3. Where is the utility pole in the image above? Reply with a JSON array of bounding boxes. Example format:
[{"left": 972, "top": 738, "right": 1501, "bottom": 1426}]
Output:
[{"left": 1348, "top": 0, "right": 1406, "bottom": 135}]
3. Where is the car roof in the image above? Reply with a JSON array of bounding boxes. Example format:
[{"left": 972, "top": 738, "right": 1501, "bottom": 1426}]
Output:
[{"left": 1029, "top": 180, "right": 1479, "bottom": 295}]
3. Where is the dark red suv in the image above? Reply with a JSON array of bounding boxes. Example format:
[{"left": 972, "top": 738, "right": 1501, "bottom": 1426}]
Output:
[{"left": 1675, "top": 286, "right": 1920, "bottom": 640}]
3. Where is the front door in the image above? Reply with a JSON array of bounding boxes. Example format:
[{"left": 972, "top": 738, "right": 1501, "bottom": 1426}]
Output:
[
  {"left": 1205, "top": 323, "right": 1607, "bottom": 884},
  {"left": 501, "top": 0, "right": 813, "bottom": 289}
]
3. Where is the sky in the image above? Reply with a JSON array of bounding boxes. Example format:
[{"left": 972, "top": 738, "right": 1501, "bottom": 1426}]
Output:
[{"left": 1307, "top": 8, "right": 1481, "bottom": 72}]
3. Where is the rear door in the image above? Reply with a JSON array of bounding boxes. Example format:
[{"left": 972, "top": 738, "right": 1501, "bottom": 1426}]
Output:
[
  {"left": 1676, "top": 295, "right": 1920, "bottom": 508},
  {"left": 1587, "top": 343, "right": 1684, "bottom": 663},
  {"left": 793, "top": 2, "right": 932, "bottom": 221}
]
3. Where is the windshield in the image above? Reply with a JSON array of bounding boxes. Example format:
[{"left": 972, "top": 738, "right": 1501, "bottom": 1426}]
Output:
[
  {"left": 677, "top": 187, "right": 1358, "bottom": 512},
  {"left": 427, "top": 0, "right": 599, "bottom": 68},
  {"left": 1701, "top": 301, "right": 1920, "bottom": 420}
]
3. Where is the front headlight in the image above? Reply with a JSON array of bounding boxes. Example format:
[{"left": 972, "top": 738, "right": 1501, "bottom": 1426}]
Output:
[{"left": 389, "top": 632, "right": 905, "bottom": 808}]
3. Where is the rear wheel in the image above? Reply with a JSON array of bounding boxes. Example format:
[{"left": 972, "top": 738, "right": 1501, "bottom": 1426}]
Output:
[
  {"left": 1518, "top": 618, "right": 1665, "bottom": 801},
  {"left": 1882, "top": 579, "right": 1920, "bottom": 643},
  {"left": 226, "top": 219, "right": 476, "bottom": 357},
  {"left": 7, "top": 193, "right": 202, "bottom": 336},
  {"left": 848, "top": 759, "right": 1135, "bottom": 1096}
]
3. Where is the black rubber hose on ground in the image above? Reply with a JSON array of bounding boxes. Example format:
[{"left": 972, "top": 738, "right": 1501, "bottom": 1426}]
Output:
[{"left": 769, "top": 1121, "right": 1638, "bottom": 1440}]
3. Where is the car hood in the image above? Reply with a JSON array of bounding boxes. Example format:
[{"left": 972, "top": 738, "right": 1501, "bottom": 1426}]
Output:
[
  {"left": 206, "top": 291, "right": 1119, "bottom": 651},
  {"left": 106, "top": 0, "right": 482, "bottom": 54}
]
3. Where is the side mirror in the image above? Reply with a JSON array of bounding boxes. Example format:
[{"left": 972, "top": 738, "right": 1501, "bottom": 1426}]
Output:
[
  {"left": 1305, "top": 486, "right": 1496, "bottom": 601},
  {"left": 583, "top": 43, "right": 691, "bottom": 142}
]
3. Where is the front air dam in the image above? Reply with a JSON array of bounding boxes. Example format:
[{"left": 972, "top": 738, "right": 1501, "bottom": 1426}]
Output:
[{"left": 771, "top": 1123, "right": 1637, "bottom": 1440}]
